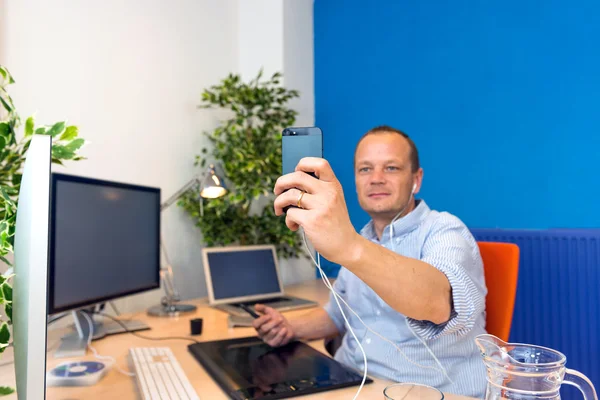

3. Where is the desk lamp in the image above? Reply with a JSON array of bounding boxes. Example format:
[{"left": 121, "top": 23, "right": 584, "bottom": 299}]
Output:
[{"left": 147, "top": 164, "right": 227, "bottom": 317}]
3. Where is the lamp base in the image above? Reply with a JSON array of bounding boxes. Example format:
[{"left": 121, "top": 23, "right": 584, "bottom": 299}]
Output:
[{"left": 147, "top": 303, "right": 197, "bottom": 317}]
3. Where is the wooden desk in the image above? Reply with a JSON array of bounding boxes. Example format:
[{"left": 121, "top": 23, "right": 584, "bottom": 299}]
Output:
[{"left": 0, "top": 280, "right": 474, "bottom": 399}]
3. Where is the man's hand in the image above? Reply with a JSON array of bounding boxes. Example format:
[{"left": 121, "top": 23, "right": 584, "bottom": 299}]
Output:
[
  {"left": 252, "top": 304, "right": 295, "bottom": 347},
  {"left": 273, "top": 157, "right": 361, "bottom": 264}
]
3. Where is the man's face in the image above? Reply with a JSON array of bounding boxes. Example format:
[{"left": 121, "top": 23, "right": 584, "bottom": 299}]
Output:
[{"left": 354, "top": 133, "right": 421, "bottom": 219}]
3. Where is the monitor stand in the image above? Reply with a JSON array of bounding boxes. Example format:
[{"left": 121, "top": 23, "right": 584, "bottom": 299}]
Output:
[{"left": 54, "top": 310, "right": 150, "bottom": 358}]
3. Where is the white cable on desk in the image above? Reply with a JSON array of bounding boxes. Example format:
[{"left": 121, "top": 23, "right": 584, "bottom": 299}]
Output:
[{"left": 81, "top": 311, "right": 136, "bottom": 377}]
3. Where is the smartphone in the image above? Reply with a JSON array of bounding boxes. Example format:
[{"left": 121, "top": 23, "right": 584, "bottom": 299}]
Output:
[
  {"left": 282, "top": 127, "right": 323, "bottom": 175},
  {"left": 281, "top": 127, "right": 323, "bottom": 212}
]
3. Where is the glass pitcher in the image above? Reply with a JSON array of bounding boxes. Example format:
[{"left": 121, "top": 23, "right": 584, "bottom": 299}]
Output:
[{"left": 476, "top": 334, "right": 597, "bottom": 400}]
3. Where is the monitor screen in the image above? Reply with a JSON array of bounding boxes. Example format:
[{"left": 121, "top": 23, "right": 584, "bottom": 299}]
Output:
[
  {"left": 48, "top": 173, "right": 160, "bottom": 314},
  {"left": 206, "top": 247, "right": 282, "bottom": 301}
]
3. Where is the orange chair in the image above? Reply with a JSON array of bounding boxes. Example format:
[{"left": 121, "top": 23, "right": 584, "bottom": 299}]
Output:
[{"left": 477, "top": 241, "right": 520, "bottom": 342}]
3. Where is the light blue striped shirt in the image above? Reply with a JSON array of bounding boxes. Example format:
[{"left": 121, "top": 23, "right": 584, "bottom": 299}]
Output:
[{"left": 323, "top": 200, "right": 488, "bottom": 398}]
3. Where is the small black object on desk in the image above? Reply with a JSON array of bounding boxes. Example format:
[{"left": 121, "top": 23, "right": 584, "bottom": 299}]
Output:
[{"left": 190, "top": 318, "right": 203, "bottom": 335}]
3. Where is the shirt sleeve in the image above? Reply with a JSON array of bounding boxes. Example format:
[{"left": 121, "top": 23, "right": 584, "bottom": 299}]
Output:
[
  {"left": 322, "top": 269, "right": 348, "bottom": 335},
  {"left": 406, "top": 214, "right": 487, "bottom": 339}
]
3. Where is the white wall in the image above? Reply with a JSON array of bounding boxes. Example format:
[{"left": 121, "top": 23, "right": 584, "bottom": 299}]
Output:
[
  {"left": 237, "top": 0, "right": 317, "bottom": 286},
  {"left": 283, "top": 0, "right": 315, "bottom": 127},
  {"left": 0, "top": 0, "right": 316, "bottom": 314},
  {"left": 238, "top": 0, "right": 284, "bottom": 82},
  {"left": 1, "top": 0, "right": 239, "bottom": 312},
  {"left": 237, "top": 0, "right": 314, "bottom": 126}
]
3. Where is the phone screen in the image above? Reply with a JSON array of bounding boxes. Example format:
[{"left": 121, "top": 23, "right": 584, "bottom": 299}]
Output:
[{"left": 282, "top": 127, "right": 323, "bottom": 175}]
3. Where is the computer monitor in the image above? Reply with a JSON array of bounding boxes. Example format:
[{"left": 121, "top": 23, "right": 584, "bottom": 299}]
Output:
[
  {"left": 13, "top": 135, "right": 52, "bottom": 399},
  {"left": 48, "top": 172, "right": 160, "bottom": 357}
]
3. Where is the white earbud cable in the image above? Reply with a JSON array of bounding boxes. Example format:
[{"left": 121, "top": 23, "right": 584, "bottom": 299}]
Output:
[
  {"left": 300, "top": 184, "right": 454, "bottom": 395},
  {"left": 81, "top": 311, "right": 136, "bottom": 377},
  {"left": 302, "top": 234, "right": 446, "bottom": 376}
]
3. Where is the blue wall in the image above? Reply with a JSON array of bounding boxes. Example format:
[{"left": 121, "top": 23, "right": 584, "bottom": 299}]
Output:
[
  {"left": 312, "top": 3, "right": 600, "bottom": 393},
  {"left": 315, "top": 0, "right": 600, "bottom": 240}
]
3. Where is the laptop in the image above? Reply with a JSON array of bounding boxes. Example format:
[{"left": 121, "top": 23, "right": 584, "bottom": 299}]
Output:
[{"left": 202, "top": 245, "right": 317, "bottom": 317}]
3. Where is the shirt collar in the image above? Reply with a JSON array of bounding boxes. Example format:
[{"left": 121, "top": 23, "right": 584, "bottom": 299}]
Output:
[{"left": 360, "top": 199, "right": 431, "bottom": 242}]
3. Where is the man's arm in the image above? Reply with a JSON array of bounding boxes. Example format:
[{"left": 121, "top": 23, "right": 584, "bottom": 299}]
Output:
[
  {"left": 273, "top": 158, "right": 481, "bottom": 326},
  {"left": 342, "top": 236, "right": 452, "bottom": 324},
  {"left": 290, "top": 307, "right": 341, "bottom": 340},
  {"left": 345, "top": 218, "right": 487, "bottom": 336},
  {"left": 405, "top": 218, "right": 486, "bottom": 338},
  {"left": 253, "top": 305, "right": 340, "bottom": 347}
]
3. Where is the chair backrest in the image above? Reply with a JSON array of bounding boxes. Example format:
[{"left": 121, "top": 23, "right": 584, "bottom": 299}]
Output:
[{"left": 477, "top": 241, "right": 520, "bottom": 342}]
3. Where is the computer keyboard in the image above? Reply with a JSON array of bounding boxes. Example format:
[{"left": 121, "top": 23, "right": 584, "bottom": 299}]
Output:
[{"left": 129, "top": 347, "right": 200, "bottom": 400}]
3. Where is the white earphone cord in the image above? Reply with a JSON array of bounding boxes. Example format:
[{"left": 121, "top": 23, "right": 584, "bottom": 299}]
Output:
[
  {"left": 302, "top": 234, "right": 451, "bottom": 382},
  {"left": 300, "top": 185, "right": 453, "bottom": 395},
  {"left": 389, "top": 187, "right": 452, "bottom": 383},
  {"left": 81, "top": 311, "right": 136, "bottom": 377}
]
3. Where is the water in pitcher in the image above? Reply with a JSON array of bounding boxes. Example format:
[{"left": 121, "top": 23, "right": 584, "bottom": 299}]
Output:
[{"left": 475, "top": 334, "right": 597, "bottom": 400}]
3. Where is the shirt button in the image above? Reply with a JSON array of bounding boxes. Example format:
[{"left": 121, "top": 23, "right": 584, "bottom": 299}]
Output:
[
  {"left": 376, "top": 310, "right": 381, "bottom": 316},
  {"left": 365, "top": 338, "right": 371, "bottom": 345}
]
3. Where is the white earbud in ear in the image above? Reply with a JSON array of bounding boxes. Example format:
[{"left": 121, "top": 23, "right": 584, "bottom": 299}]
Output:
[{"left": 412, "top": 183, "right": 417, "bottom": 194}]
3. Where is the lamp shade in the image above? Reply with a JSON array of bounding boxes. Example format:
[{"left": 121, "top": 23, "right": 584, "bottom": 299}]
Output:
[{"left": 200, "top": 164, "right": 227, "bottom": 199}]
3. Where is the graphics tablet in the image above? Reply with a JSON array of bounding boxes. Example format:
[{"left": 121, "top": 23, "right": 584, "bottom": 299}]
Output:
[{"left": 188, "top": 336, "right": 372, "bottom": 399}]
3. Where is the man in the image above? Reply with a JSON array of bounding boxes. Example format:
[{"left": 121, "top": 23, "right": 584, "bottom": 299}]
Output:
[{"left": 253, "top": 125, "right": 487, "bottom": 397}]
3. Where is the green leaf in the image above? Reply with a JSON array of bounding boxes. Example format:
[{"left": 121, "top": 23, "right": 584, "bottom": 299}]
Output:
[
  {"left": 59, "top": 125, "right": 78, "bottom": 141},
  {"left": 0, "top": 95, "right": 13, "bottom": 113},
  {"left": 51, "top": 145, "right": 75, "bottom": 160},
  {"left": 64, "top": 138, "right": 84, "bottom": 152},
  {"left": 24, "top": 116, "right": 34, "bottom": 137},
  {"left": 0, "top": 323, "right": 9, "bottom": 344},
  {"left": 4, "top": 303, "right": 12, "bottom": 322},
  {"left": 11, "top": 173, "right": 22, "bottom": 187},
  {"left": 0, "top": 122, "right": 10, "bottom": 138},
  {"left": 0, "top": 65, "right": 15, "bottom": 84},
  {"left": 35, "top": 127, "right": 47, "bottom": 135},
  {"left": 2, "top": 284, "right": 12, "bottom": 302},
  {"left": 0, "top": 188, "right": 13, "bottom": 203},
  {"left": 45, "top": 121, "right": 66, "bottom": 137},
  {"left": 0, "top": 386, "right": 15, "bottom": 395}
]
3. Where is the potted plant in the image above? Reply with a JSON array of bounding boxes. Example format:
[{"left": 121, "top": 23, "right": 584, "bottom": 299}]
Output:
[
  {"left": 178, "top": 70, "right": 306, "bottom": 260},
  {"left": 0, "top": 65, "right": 86, "bottom": 394}
]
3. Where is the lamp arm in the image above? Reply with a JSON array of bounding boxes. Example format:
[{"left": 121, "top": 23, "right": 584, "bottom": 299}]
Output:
[
  {"left": 160, "top": 176, "right": 202, "bottom": 211},
  {"left": 160, "top": 265, "right": 180, "bottom": 304},
  {"left": 159, "top": 177, "right": 202, "bottom": 308}
]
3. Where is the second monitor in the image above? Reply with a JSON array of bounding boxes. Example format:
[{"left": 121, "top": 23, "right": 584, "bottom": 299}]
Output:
[{"left": 48, "top": 173, "right": 161, "bottom": 357}]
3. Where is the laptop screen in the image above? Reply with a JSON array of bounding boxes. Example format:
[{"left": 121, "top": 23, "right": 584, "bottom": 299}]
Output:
[{"left": 206, "top": 247, "right": 282, "bottom": 301}]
